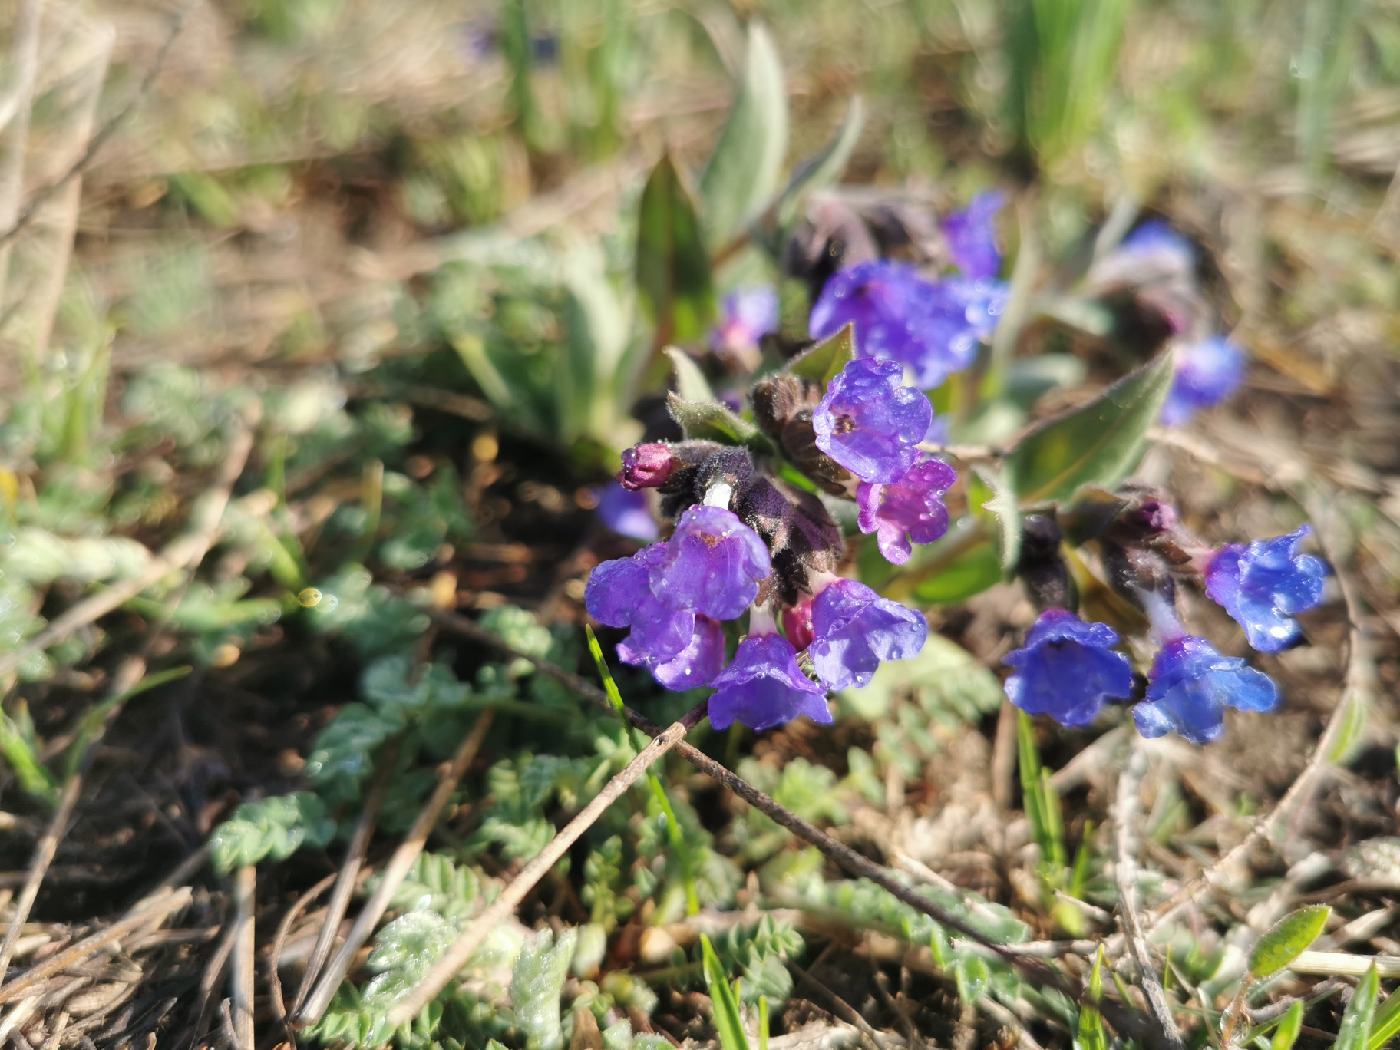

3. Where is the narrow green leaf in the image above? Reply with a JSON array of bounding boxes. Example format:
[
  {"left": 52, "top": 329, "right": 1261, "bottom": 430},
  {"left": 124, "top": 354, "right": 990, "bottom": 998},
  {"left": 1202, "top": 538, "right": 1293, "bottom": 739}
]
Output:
[
  {"left": 665, "top": 348, "right": 715, "bottom": 404},
  {"left": 1005, "top": 350, "right": 1174, "bottom": 506},
  {"left": 1077, "top": 947, "right": 1109, "bottom": 1050},
  {"left": 1367, "top": 987, "right": 1400, "bottom": 1050},
  {"left": 1334, "top": 966, "right": 1380, "bottom": 1050},
  {"left": 910, "top": 535, "right": 1002, "bottom": 604},
  {"left": 1018, "top": 712, "right": 1066, "bottom": 872},
  {"left": 667, "top": 392, "right": 768, "bottom": 450},
  {"left": 700, "top": 933, "right": 751, "bottom": 1050},
  {"left": 1327, "top": 689, "right": 1369, "bottom": 764},
  {"left": 1272, "top": 1000, "right": 1305, "bottom": 1050},
  {"left": 785, "top": 323, "right": 854, "bottom": 387},
  {"left": 968, "top": 463, "right": 1020, "bottom": 575},
  {"left": 775, "top": 97, "right": 864, "bottom": 226},
  {"left": 636, "top": 153, "right": 715, "bottom": 343},
  {"left": 1249, "top": 905, "right": 1332, "bottom": 979},
  {"left": 700, "top": 24, "right": 787, "bottom": 248}
]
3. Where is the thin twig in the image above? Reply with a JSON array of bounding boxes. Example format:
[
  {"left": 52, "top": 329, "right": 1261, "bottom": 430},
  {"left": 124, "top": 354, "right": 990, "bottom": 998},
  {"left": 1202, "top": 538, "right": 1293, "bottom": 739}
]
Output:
[
  {"left": 0, "top": 1, "right": 194, "bottom": 249},
  {"left": 0, "top": 416, "right": 255, "bottom": 684},
  {"left": 1113, "top": 744, "right": 1185, "bottom": 1050},
  {"left": 791, "top": 961, "right": 889, "bottom": 1050},
  {"left": 229, "top": 866, "right": 256, "bottom": 1050},
  {"left": 0, "top": 656, "right": 147, "bottom": 985},
  {"left": 294, "top": 709, "right": 495, "bottom": 1024},
  {"left": 0, "top": 0, "right": 43, "bottom": 308},
  {"left": 425, "top": 609, "right": 1162, "bottom": 1047},
  {"left": 269, "top": 871, "right": 338, "bottom": 1035},
  {"left": 383, "top": 712, "right": 698, "bottom": 1027}
]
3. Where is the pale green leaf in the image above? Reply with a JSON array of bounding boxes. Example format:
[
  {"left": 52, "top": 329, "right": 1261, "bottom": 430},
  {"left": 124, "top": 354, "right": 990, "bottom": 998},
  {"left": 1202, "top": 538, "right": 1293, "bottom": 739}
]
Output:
[
  {"left": 636, "top": 153, "right": 715, "bottom": 343},
  {"left": 1249, "top": 905, "right": 1332, "bottom": 979},
  {"left": 1334, "top": 966, "right": 1380, "bottom": 1050}
]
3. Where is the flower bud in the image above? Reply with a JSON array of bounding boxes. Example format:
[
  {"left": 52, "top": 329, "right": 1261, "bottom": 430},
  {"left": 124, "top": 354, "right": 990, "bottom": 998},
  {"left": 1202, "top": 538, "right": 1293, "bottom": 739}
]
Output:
[{"left": 620, "top": 443, "right": 678, "bottom": 491}]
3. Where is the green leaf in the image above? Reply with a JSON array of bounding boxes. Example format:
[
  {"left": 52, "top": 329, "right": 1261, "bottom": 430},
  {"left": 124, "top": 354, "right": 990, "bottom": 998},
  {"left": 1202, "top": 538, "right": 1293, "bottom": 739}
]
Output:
[
  {"left": 1367, "top": 987, "right": 1400, "bottom": 1050},
  {"left": 1005, "top": 350, "right": 1174, "bottom": 506},
  {"left": 1272, "top": 1000, "right": 1305, "bottom": 1050},
  {"left": 968, "top": 463, "right": 1020, "bottom": 575},
  {"left": 665, "top": 347, "right": 715, "bottom": 404},
  {"left": 1249, "top": 905, "right": 1332, "bottom": 979},
  {"left": 1077, "top": 947, "right": 1108, "bottom": 1050},
  {"left": 636, "top": 153, "right": 715, "bottom": 344},
  {"left": 666, "top": 392, "right": 767, "bottom": 449},
  {"left": 210, "top": 792, "right": 335, "bottom": 874},
  {"left": 1334, "top": 966, "right": 1380, "bottom": 1050},
  {"left": 700, "top": 24, "right": 787, "bottom": 248},
  {"left": 700, "top": 933, "right": 751, "bottom": 1050},
  {"left": 774, "top": 97, "right": 864, "bottom": 226},
  {"left": 785, "top": 323, "right": 854, "bottom": 388},
  {"left": 1018, "top": 713, "right": 1067, "bottom": 873},
  {"left": 905, "top": 533, "right": 1002, "bottom": 604},
  {"left": 511, "top": 928, "right": 578, "bottom": 1050}
]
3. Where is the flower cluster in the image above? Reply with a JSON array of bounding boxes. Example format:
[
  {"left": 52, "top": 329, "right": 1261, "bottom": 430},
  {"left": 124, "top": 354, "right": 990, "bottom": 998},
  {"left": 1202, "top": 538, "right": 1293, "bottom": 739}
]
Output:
[{"left": 1003, "top": 507, "right": 1328, "bottom": 744}]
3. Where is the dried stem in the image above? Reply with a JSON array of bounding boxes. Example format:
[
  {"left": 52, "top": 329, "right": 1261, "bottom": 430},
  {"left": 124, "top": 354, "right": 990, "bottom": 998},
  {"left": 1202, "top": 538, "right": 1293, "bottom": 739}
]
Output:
[{"left": 229, "top": 866, "right": 256, "bottom": 1050}]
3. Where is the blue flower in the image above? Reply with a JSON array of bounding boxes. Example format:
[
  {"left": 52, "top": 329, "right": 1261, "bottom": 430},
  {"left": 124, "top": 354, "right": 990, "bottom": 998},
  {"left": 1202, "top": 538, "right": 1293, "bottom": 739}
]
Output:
[
  {"left": 1004, "top": 609, "right": 1135, "bottom": 727},
  {"left": 1120, "top": 220, "right": 1195, "bottom": 263},
  {"left": 813, "top": 359, "right": 931, "bottom": 483},
  {"left": 942, "top": 191, "right": 1004, "bottom": 280},
  {"left": 649, "top": 505, "right": 771, "bottom": 621},
  {"left": 596, "top": 483, "right": 658, "bottom": 542},
  {"left": 856, "top": 458, "right": 957, "bottom": 565},
  {"left": 711, "top": 287, "right": 779, "bottom": 359},
  {"left": 807, "top": 579, "right": 927, "bottom": 690},
  {"left": 1133, "top": 636, "right": 1278, "bottom": 744},
  {"left": 1162, "top": 336, "right": 1245, "bottom": 425},
  {"left": 1206, "top": 526, "right": 1327, "bottom": 652},
  {"left": 619, "top": 614, "right": 726, "bottom": 691},
  {"left": 708, "top": 633, "right": 831, "bottom": 732}
]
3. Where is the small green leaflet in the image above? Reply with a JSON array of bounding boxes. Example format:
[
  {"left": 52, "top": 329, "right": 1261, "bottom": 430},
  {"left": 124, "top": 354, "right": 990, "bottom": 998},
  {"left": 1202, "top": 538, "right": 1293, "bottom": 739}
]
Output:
[
  {"left": 1333, "top": 966, "right": 1380, "bottom": 1050},
  {"left": 969, "top": 463, "right": 1020, "bottom": 575},
  {"left": 665, "top": 347, "right": 716, "bottom": 404},
  {"left": 1271, "top": 1000, "right": 1304, "bottom": 1050},
  {"left": 667, "top": 392, "right": 771, "bottom": 452},
  {"left": 1248, "top": 905, "right": 1332, "bottom": 979},
  {"left": 1076, "top": 946, "right": 1108, "bottom": 1050},
  {"left": 785, "top": 323, "right": 854, "bottom": 387},
  {"left": 700, "top": 933, "right": 752, "bottom": 1050},
  {"left": 1006, "top": 349, "right": 1174, "bottom": 506}
]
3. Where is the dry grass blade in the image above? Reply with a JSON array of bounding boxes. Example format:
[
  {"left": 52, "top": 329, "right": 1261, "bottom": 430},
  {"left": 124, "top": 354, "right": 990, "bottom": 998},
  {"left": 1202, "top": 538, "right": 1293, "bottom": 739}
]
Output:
[
  {"left": 229, "top": 866, "right": 256, "bottom": 1050},
  {"left": 382, "top": 713, "right": 698, "bottom": 1028},
  {"left": 0, "top": 656, "right": 148, "bottom": 985},
  {"left": 294, "top": 709, "right": 496, "bottom": 1025}
]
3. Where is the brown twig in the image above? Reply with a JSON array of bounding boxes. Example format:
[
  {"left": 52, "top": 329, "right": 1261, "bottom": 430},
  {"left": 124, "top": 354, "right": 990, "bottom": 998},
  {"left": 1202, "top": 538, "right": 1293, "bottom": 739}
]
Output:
[
  {"left": 383, "top": 711, "right": 698, "bottom": 1027},
  {"left": 425, "top": 609, "right": 1162, "bottom": 1046},
  {"left": 269, "top": 871, "right": 339, "bottom": 1035},
  {"left": 294, "top": 709, "right": 496, "bottom": 1024},
  {"left": 1112, "top": 744, "right": 1185, "bottom": 1050},
  {"left": 229, "top": 866, "right": 257, "bottom": 1050}
]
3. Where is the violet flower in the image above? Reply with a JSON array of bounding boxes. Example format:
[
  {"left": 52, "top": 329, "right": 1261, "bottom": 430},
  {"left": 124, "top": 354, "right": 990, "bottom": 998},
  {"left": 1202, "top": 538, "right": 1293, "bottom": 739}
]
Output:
[
  {"left": 856, "top": 458, "right": 957, "bottom": 565},
  {"left": 813, "top": 359, "right": 931, "bottom": 483},
  {"left": 807, "top": 578, "right": 927, "bottom": 690},
  {"left": 708, "top": 631, "right": 831, "bottom": 732},
  {"left": 596, "top": 483, "right": 658, "bottom": 542},
  {"left": 711, "top": 287, "right": 779, "bottom": 360},
  {"left": 1162, "top": 336, "right": 1245, "bottom": 426},
  {"left": 942, "top": 191, "right": 1004, "bottom": 280},
  {"left": 618, "top": 615, "right": 726, "bottom": 691},
  {"left": 649, "top": 505, "right": 771, "bottom": 621}
]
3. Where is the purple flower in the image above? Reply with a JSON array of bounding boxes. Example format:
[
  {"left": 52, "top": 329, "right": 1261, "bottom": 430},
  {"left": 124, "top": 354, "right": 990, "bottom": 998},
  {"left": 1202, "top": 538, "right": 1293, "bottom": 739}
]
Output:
[
  {"left": 620, "top": 443, "right": 678, "bottom": 491},
  {"left": 1205, "top": 526, "right": 1327, "bottom": 652},
  {"left": 1120, "top": 221, "right": 1195, "bottom": 264},
  {"left": 813, "top": 359, "right": 931, "bottom": 483},
  {"left": 619, "top": 615, "right": 726, "bottom": 691},
  {"left": 1004, "top": 609, "right": 1134, "bottom": 727},
  {"left": 596, "top": 483, "right": 658, "bottom": 541},
  {"left": 809, "top": 261, "right": 1007, "bottom": 389},
  {"left": 856, "top": 458, "right": 957, "bottom": 565},
  {"left": 808, "top": 579, "right": 927, "bottom": 690},
  {"left": 1133, "top": 636, "right": 1278, "bottom": 744},
  {"left": 711, "top": 287, "right": 779, "bottom": 357},
  {"left": 585, "top": 545, "right": 696, "bottom": 662},
  {"left": 708, "top": 633, "right": 831, "bottom": 732},
  {"left": 942, "top": 191, "right": 1004, "bottom": 280},
  {"left": 1162, "top": 336, "right": 1245, "bottom": 425},
  {"left": 649, "top": 505, "right": 771, "bottom": 621}
]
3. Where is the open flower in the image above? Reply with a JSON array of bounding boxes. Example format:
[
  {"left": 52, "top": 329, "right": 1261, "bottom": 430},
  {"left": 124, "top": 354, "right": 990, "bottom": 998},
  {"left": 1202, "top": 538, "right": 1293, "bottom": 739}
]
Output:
[
  {"left": 708, "top": 633, "right": 831, "bottom": 732},
  {"left": 813, "top": 359, "right": 931, "bottom": 483},
  {"left": 585, "top": 545, "right": 697, "bottom": 663},
  {"left": 618, "top": 614, "right": 726, "bottom": 691},
  {"left": 856, "top": 458, "right": 956, "bottom": 565},
  {"left": 596, "top": 483, "right": 658, "bottom": 541},
  {"left": 1004, "top": 609, "right": 1134, "bottom": 727},
  {"left": 807, "top": 579, "right": 927, "bottom": 690},
  {"left": 809, "top": 260, "right": 930, "bottom": 365},
  {"left": 1162, "top": 336, "right": 1245, "bottom": 425},
  {"left": 903, "top": 278, "right": 1008, "bottom": 388},
  {"left": 942, "top": 191, "right": 1004, "bottom": 280},
  {"left": 1206, "top": 526, "right": 1327, "bottom": 652},
  {"left": 711, "top": 287, "right": 779, "bottom": 362},
  {"left": 1133, "top": 636, "right": 1278, "bottom": 744},
  {"left": 650, "top": 505, "right": 771, "bottom": 621}
]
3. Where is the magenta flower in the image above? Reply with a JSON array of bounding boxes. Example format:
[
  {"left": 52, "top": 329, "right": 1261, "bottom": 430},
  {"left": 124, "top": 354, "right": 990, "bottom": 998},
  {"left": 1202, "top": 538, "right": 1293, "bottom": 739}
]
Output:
[
  {"left": 807, "top": 579, "right": 927, "bottom": 690},
  {"left": 620, "top": 443, "right": 679, "bottom": 491},
  {"left": 813, "top": 359, "right": 931, "bottom": 483},
  {"left": 618, "top": 614, "right": 726, "bottom": 691},
  {"left": 1205, "top": 526, "right": 1327, "bottom": 652},
  {"left": 1162, "top": 336, "right": 1245, "bottom": 425},
  {"left": 1133, "top": 636, "right": 1278, "bottom": 744},
  {"left": 942, "top": 191, "right": 1004, "bottom": 280},
  {"left": 1004, "top": 609, "right": 1134, "bottom": 727},
  {"left": 649, "top": 505, "right": 771, "bottom": 621},
  {"left": 707, "top": 633, "right": 831, "bottom": 732},
  {"left": 856, "top": 458, "right": 957, "bottom": 565}
]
